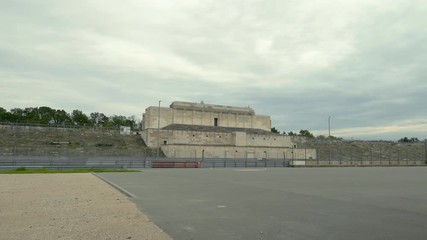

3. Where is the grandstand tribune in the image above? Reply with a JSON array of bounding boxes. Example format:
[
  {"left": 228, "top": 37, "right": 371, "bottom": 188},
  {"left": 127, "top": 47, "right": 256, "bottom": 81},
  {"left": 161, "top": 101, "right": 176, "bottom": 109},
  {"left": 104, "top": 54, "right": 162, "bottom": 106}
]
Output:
[
  {"left": 0, "top": 124, "right": 155, "bottom": 157},
  {"left": 0, "top": 123, "right": 425, "bottom": 167}
]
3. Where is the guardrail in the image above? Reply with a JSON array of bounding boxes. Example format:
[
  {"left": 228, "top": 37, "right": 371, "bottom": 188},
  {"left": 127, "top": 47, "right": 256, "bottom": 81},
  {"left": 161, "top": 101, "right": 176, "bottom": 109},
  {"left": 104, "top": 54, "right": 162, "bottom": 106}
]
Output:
[
  {"left": 2, "top": 156, "right": 424, "bottom": 170},
  {"left": 201, "top": 158, "right": 289, "bottom": 168},
  {"left": 0, "top": 156, "right": 150, "bottom": 169},
  {"left": 0, "top": 156, "right": 292, "bottom": 169}
]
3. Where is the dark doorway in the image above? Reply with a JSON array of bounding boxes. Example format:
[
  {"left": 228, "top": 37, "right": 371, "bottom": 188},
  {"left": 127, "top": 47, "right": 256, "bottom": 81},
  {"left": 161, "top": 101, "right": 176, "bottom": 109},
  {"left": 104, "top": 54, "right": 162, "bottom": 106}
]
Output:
[{"left": 214, "top": 118, "right": 218, "bottom": 127}]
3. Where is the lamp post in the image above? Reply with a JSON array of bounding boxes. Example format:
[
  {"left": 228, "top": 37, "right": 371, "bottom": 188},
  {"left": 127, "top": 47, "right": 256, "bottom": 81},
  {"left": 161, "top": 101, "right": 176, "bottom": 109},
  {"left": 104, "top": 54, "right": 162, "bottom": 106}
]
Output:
[
  {"left": 157, "top": 100, "right": 161, "bottom": 158},
  {"left": 328, "top": 116, "right": 331, "bottom": 137}
]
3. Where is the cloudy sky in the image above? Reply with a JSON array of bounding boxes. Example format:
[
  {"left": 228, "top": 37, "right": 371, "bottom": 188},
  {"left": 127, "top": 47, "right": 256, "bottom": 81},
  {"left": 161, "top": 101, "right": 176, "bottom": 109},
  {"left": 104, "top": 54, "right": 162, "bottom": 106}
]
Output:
[{"left": 1, "top": 0, "right": 426, "bottom": 140}]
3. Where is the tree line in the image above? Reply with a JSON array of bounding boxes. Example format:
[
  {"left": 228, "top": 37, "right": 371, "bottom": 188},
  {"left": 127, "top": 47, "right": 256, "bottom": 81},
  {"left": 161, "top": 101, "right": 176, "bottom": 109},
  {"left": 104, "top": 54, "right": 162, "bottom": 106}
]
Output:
[
  {"left": 272, "top": 127, "right": 423, "bottom": 142},
  {"left": 271, "top": 127, "right": 342, "bottom": 140},
  {"left": 0, "top": 106, "right": 138, "bottom": 128}
]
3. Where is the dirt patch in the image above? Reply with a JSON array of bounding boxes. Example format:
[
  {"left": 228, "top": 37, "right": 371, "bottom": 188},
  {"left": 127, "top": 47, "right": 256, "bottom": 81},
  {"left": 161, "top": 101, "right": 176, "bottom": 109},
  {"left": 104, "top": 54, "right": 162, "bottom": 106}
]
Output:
[{"left": 0, "top": 173, "right": 172, "bottom": 240}]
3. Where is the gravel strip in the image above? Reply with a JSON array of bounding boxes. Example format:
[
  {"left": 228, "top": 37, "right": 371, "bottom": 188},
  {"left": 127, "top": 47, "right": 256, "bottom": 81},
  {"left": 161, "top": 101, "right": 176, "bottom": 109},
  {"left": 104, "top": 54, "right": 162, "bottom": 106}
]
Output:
[{"left": 0, "top": 173, "right": 172, "bottom": 240}]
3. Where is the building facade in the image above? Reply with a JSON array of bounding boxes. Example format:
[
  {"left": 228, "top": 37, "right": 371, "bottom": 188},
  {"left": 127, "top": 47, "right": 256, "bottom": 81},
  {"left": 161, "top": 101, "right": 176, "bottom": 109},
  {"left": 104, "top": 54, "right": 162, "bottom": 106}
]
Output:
[{"left": 141, "top": 101, "right": 316, "bottom": 160}]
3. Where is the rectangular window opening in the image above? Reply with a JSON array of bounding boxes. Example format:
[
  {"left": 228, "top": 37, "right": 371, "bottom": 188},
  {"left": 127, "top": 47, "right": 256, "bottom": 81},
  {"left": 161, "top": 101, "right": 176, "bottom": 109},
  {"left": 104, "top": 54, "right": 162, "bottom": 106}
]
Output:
[{"left": 214, "top": 118, "right": 218, "bottom": 127}]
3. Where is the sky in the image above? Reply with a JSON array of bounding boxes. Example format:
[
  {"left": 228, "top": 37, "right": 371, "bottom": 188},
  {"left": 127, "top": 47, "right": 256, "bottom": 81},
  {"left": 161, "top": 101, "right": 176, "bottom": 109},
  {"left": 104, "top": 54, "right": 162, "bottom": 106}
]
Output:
[{"left": 1, "top": 0, "right": 426, "bottom": 140}]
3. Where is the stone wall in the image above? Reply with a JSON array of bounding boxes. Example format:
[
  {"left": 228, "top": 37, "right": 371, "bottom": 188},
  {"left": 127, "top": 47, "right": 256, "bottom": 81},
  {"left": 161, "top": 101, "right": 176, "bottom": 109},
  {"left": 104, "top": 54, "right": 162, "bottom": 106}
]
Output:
[
  {"left": 142, "top": 105, "right": 271, "bottom": 131},
  {"left": 142, "top": 129, "right": 298, "bottom": 149},
  {"left": 161, "top": 144, "right": 316, "bottom": 160},
  {"left": 142, "top": 129, "right": 234, "bottom": 147},
  {"left": 140, "top": 101, "right": 315, "bottom": 160}
]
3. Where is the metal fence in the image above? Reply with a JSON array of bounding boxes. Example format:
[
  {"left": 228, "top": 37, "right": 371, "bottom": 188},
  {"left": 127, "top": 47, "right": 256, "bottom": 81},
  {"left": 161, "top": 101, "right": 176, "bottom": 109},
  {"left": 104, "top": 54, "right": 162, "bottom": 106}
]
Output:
[
  {"left": 150, "top": 158, "right": 290, "bottom": 168},
  {"left": 0, "top": 156, "right": 149, "bottom": 169},
  {"left": 0, "top": 156, "right": 290, "bottom": 169}
]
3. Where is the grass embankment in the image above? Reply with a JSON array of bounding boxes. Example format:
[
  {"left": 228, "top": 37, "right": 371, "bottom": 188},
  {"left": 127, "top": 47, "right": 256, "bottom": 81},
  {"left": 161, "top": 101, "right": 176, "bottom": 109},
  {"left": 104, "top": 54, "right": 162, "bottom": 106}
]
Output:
[{"left": 0, "top": 167, "right": 140, "bottom": 174}]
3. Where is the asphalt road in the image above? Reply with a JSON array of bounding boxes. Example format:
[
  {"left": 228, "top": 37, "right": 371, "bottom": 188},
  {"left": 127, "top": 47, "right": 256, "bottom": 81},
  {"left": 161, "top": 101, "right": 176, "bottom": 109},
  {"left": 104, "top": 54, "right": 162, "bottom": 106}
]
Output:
[{"left": 99, "top": 167, "right": 427, "bottom": 240}]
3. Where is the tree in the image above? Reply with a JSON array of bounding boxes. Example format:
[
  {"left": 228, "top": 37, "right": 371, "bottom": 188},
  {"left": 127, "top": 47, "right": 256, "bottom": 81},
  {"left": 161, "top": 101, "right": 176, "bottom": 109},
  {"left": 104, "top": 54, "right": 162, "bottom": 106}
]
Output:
[
  {"left": 317, "top": 135, "right": 327, "bottom": 140},
  {"left": 271, "top": 127, "right": 279, "bottom": 133},
  {"left": 38, "top": 106, "right": 56, "bottom": 124},
  {"left": 0, "top": 107, "right": 8, "bottom": 121},
  {"left": 71, "top": 110, "right": 91, "bottom": 126},
  {"left": 90, "top": 112, "right": 109, "bottom": 126},
  {"left": 10, "top": 108, "right": 25, "bottom": 122},
  {"left": 53, "top": 109, "right": 72, "bottom": 125},
  {"left": 299, "top": 129, "right": 314, "bottom": 138},
  {"left": 109, "top": 115, "right": 129, "bottom": 127},
  {"left": 288, "top": 131, "right": 297, "bottom": 136},
  {"left": 0, "top": 108, "right": 16, "bottom": 122},
  {"left": 398, "top": 137, "right": 420, "bottom": 143}
]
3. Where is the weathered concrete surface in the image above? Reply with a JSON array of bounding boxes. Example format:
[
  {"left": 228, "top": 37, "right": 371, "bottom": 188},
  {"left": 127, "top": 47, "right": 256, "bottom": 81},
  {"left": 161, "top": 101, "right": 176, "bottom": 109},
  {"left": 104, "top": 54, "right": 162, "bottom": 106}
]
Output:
[
  {"left": 0, "top": 173, "right": 172, "bottom": 240},
  {"left": 100, "top": 168, "right": 427, "bottom": 240}
]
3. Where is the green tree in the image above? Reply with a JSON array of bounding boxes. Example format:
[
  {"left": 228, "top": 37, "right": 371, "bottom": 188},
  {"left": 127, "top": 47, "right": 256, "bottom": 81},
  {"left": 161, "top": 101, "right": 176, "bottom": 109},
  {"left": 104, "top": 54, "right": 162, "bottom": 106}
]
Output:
[
  {"left": 288, "top": 131, "right": 297, "bottom": 136},
  {"left": 38, "top": 106, "right": 56, "bottom": 124},
  {"left": 53, "top": 109, "right": 72, "bottom": 125},
  {"left": 10, "top": 108, "right": 25, "bottom": 122},
  {"left": 0, "top": 108, "right": 16, "bottom": 122},
  {"left": 90, "top": 112, "right": 109, "bottom": 126},
  {"left": 109, "top": 115, "right": 126, "bottom": 127},
  {"left": 0, "top": 107, "right": 9, "bottom": 122},
  {"left": 271, "top": 127, "right": 279, "bottom": 133},
  {"left": 71, "top": 110, "right": 91, "bottom": 126},
  {"left": 317, "top": 135, "right": 327, "bottom": 140},
  {"left": 398, "top": 137, "right": 420, "bottom": 143},
  {"left": 299, "top": 129, "right": 314, "bottom": 138}
]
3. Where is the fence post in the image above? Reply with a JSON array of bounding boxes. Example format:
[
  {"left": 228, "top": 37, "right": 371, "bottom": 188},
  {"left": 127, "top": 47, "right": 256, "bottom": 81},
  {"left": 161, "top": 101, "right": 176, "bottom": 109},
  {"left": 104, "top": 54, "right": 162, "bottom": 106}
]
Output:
[
  {"left": 397, "top": 150, "right": 400, "bottom": 165},
  {"left": 425, "top": 139, "right": 427, "bottom": 164},
  {"left": 305, "top": 147, "right": 307, "bottom": 160}
]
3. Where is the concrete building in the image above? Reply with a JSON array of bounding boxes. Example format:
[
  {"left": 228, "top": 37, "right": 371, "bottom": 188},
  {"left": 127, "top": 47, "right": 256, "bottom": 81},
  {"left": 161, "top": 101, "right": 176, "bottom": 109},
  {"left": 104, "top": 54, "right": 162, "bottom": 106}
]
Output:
[{"left": 141, "top": 101, "right": 316, "bottom": 160}]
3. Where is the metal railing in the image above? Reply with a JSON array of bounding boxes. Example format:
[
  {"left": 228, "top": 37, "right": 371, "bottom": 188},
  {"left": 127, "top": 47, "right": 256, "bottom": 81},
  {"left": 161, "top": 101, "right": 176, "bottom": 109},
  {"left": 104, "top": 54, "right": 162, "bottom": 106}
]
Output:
[{"left": 0, "top": 156, "right": 291, "bottom": 169}]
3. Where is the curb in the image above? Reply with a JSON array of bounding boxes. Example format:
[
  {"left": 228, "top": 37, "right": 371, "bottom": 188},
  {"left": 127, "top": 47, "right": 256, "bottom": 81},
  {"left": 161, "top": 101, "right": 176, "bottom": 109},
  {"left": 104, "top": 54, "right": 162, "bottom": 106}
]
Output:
[{"left": 91, "top": 172, "right": 137, "bottom": 199}]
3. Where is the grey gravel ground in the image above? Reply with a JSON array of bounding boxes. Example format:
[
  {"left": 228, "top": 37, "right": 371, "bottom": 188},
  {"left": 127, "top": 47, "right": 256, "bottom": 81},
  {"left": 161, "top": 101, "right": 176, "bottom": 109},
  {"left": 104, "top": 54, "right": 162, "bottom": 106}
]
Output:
[{"left": 0, "top": 173, "right": 172, "bottom": 240}]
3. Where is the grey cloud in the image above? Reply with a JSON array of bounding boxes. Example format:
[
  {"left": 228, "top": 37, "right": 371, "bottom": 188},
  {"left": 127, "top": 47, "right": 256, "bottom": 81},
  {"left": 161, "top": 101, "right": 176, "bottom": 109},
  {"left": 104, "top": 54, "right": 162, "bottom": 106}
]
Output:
[{"left": 1, "top": 0, "right": 426, "bottom": 140}]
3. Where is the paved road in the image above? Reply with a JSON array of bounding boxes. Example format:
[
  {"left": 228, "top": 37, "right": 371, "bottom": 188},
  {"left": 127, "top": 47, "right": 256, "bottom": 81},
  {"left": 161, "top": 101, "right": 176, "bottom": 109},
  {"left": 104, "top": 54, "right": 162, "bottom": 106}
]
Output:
[{"left": 100, "top": 167, "right": 427, "bottom": 240}]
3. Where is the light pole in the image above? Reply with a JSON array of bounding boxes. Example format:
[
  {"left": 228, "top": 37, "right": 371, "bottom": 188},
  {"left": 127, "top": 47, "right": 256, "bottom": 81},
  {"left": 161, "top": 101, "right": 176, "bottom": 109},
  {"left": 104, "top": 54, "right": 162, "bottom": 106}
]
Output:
[
  {"left": 328, "top": 116, "right": 331, "bottom": 137},
  {"left": 157, "top": 100, "right": 161, "bottom": 158}
]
